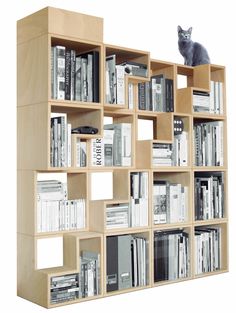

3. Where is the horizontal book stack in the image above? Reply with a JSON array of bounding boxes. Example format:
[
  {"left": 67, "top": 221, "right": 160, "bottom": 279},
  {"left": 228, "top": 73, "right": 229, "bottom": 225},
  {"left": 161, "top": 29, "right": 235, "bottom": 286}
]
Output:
[
  {"left": 37, "top": 180, "right": 85, "bottom": 232},
  {"left": 51, "top": 46, "right": 99, "bottom": 102},
  {"left": 195, "top": 173, "right": 224, "bottom": 220},
  {"left": 138, "top": 75, "right": 174, "bottom": 112},
  {"left": 91, "top": 123, "right": 131, "bottom": 167},
  {"left": 194, "top": 121, "right": 224, "bottom": 166},
  {"left": 153, "top": 143, "right": 173, "bottom": 166},
  {"left": 50, "top": 273, "right": 80, "bottom": 304},
  {"left": 106, "top": 55, "right": 147, "bottom": 105},
  {"left": 193, "top": 81, "right": 224, "bottom": 114},
  {"left": 80, "top": 251, "right": 100, "bottom": 298},
  {"left": 50, "top": 115, "right": 71, "bottom": 167},
  {"left": 195, "top": 227, "right": 221, "bottom": 274},
  {"left": 130, "top": 172, "right": 149, "bottom": 227},
  {"left": 153, "top": 180, "right": 188, "bottom": 224},
  {"left": 106, "top": 234, "right": 147, "bottom": 292},
  {"left": 154, "top": 230, "right": 190, "bottom": 282},
  {"left": 106, "top": 203, "right": 129, "bottom": 229}
]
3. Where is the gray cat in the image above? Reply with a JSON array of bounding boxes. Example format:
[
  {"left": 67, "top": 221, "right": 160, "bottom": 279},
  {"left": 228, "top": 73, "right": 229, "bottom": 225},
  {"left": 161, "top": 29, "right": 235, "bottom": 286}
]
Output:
[{"left": 178, "top": 26, "right": 210, "bottom": 66}]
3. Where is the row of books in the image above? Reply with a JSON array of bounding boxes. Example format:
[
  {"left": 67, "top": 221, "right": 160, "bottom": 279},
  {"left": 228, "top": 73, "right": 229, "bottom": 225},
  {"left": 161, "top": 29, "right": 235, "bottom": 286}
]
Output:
[
  {"left": 50, "top": 115, "right": 71, "bottom": 167},
  {"left": 37, "top": 199, "right": 86, "bottom": 232},
  {"left": 106, "top": 234, "right": 147, "bottom": 291},
  {"left": 91, "top": 123, "right": 131, "bottom": 167},
  {"left": 130, "top": 172, "right": 149, "bottom": 227},
  {"left": 51, "top": 46, "right": 99, "bottom": 102},
  {"left": 138, "top": 75, "right": 174, "bottom": 112},
  {"left": 195, "top": 227, "right": 221, "bottom": 274},
  {"left": 37, "top": 180, "right": 85, "bottom": 232},
  {"left": 194, "top": 121, "right": 224, "bottom": 166},
  {"left": 80, "top": 251, "right": 100, "bottom": 298},
  {"left": 106, "top": 55, "right": 147, "bottom": 105},
  {"left": 50, "top": 251, "right": 100, "bottom": 304},
  {"left": 154, "top": 230, "right": 190, "bottom": 282},
  {"left": 193, "top": 81, "right": 224, "bottom": 114},
  {"left": 153, "top": 181, "right": 188, "bottom": 224},
  {"left": 195, "top": 173, "right": 224, "bottom": 220}
]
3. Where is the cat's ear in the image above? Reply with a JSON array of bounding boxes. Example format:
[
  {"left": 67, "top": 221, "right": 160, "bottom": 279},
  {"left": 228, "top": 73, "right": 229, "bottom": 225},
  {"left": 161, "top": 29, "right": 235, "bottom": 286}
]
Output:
[
  {"left": 188, "top": 27, "right": 192, "bottom": 34},
  {"left": 177, "top": 25, "right": 182, "bottom": 33}
]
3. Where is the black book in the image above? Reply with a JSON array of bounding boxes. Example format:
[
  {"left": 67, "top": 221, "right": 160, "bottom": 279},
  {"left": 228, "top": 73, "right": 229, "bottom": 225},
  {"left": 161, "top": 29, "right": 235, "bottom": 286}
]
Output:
[
  {"left": 165, "top": 79, "right": 174, "bottom": 112},
  {"left": 91, "top": 51, "right": 100, "bottom": 102},
  {"left": 106, "top": 236, "right": 118, "bottom": 292}
]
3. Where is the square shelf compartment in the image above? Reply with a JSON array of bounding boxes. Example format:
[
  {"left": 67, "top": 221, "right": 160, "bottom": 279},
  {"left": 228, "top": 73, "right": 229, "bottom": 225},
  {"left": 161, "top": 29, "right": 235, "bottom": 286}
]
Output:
[
  {"left": 194, "top": 222, "right": 228, "bottom": 277},
  {"left": 152, "top": 171, "right": 192, "bottom": 226},
  {"left": 105, "top": 230, "right": 151, "bottom": 294},
  {"left": 104, "top": 44, "right": 150, "bottom": 109},
  {"left": 50, "top": 36, "right": 103, "bottom": 104},
  {"left": 153, "top": 226, "right": 192, "bottom": 285}
]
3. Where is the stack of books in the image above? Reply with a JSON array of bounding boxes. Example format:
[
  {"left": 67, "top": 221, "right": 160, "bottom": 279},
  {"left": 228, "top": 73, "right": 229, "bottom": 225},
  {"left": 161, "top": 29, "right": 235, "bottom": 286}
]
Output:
[
  {"left": 195, "top": 172, "right": 224, "bottom": 220},
  {"left": 106, "top": 203, "right": 129, "bottom": 229},
  {"left": 153, "top": 180, "right": 188, "bottom": 224},
  {"left": 195, "top": 227, "right": 221, "bottom": 274},
  {"left": 51, "top": 45, "right": 99, "bottom": 102},
  {"left": 37, "top": 180, "right": 86, "bottom": 232},
  {"left": 154, "top": 230, "right": 190, "bottom": 282},
  {"left": 194, "top": 121, "right": 224, "bottom": 166},
  {"left": 153, "top": 143, "right": 173, "bottom": 166},
  {"left": 50, "top": 273, "right": 80, "bottom": 304},
  {"left": 193, "top": 82, "right": 224, "bottom": 114},
  {"left": 106, "top": 234, "right": 147, "bottom": 292}
]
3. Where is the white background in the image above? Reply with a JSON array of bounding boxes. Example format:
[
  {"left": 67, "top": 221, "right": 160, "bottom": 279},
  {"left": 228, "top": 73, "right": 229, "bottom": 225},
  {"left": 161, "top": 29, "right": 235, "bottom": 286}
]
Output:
[{"left": 0, "top": 0, "right": 235, "bottom": 312}]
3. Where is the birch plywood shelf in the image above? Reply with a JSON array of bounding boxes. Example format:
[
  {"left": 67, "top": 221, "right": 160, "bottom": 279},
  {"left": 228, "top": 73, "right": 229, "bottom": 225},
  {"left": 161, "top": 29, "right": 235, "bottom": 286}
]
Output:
[{"left": 17, "top": 7, "right": 228, "bottom": 308}]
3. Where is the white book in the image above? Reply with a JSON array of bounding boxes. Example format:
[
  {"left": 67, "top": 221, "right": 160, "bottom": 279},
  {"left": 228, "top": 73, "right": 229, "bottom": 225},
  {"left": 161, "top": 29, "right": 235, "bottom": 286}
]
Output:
[
  {"left": 116, "top": 65, "right": 125, "bottom": 105},
  {"left": 219, "top": 82, "right": 224, "bottom": 114},
  {"left": 91, "top": 138, "right": 104, "bottom": 166},
  {"left": 128, "top": 83, "right": 134, "bottom": 109},
  {"left": 76, "top": 138, "right": 81, "bottom": 167},
  {"left": 67, "top": 123, "right": 71, "bottom": 167},
  {"left": 210, "top": 81, "right": 215, "bottom": 113},
  {"left": 55, "top": 46, "right": 65, "bottom": 100}
]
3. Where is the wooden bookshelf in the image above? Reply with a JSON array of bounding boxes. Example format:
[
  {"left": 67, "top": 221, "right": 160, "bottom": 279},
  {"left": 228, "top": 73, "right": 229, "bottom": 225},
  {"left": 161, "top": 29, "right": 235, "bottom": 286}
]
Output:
[{"left": 17, "top": 7, "right": 228, "bottom": 308}]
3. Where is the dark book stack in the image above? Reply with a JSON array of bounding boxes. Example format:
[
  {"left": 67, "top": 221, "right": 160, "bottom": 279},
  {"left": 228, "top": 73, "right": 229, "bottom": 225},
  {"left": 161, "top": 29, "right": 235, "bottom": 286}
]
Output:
[
  {"left": 51, "top": 45, "right": 99, "bottom": 102},
  {"left": 106, "top": 234, "right": 147, "bottom": 292},
  {"left": 194, "top": 121, "right": 224, "bottom": 166},
  {"left": 195, "top": 172, "right": 224, "bottom": 220},
  {"left": 195, "top": 227, "right": 221, "bottom": 274},
  {"left": 154, "top": 230, "right": 189, "bottom": 282},
  {"left": 50, "top": 273, "right": 79, "bottom": 304},
  {"left": 138, "top": 75, "right": 174, "bottom": 112}
]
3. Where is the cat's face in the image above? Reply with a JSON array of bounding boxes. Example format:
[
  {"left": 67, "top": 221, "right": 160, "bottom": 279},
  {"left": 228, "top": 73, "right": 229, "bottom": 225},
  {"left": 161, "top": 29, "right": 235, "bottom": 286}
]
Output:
[{"left": 178, "top": 26, "right": 192, "bottom": 41}]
